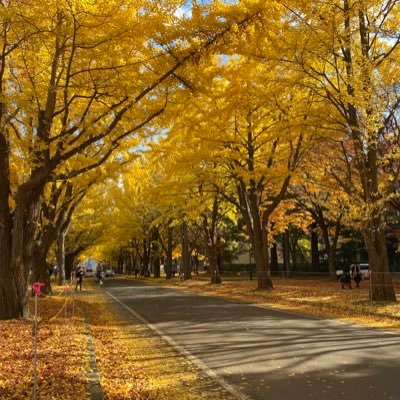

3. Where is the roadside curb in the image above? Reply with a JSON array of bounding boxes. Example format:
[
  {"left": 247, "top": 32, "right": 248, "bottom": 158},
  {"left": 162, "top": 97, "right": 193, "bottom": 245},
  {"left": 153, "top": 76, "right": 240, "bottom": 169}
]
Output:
[{"left": 81, "top": 303, "right": 105, "bottom": 400}]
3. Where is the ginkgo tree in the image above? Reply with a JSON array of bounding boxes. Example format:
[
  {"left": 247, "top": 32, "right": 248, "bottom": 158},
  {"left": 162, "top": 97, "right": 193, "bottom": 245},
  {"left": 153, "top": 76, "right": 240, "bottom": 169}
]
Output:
[
  {"left": 291, "top": 142, "right": 352, "bottom": 279},
  {"left": 0, "top": 0, "right": 267, "bottom": 319},
  {"left": 162, "top": 47, "right": 320, "bottom": 289},
  {"left": 0, "top": 0, "right": 179, "bottom": 319},
  {"left": 31, "top": 180, "right": 83, "bottom": 293},
  {"left": 277, "top": 0, "right": 400, "bottom": 301},
  {"left": 149, "top": 134, "right": 241, "bottom": 284}
]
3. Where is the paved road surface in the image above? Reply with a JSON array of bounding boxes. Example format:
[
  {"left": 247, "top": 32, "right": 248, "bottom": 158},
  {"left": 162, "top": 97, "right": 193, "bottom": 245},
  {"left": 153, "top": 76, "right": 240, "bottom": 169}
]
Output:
[{"left": 104, "top": 279, "right": 400, "bottom": 400}]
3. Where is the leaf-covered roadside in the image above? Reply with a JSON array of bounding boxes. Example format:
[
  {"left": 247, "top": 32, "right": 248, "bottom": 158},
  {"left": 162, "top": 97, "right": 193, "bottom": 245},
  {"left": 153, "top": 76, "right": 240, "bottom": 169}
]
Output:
[
  {"left": 0, "top": 283, "right": 234, "bottom": 400},
  {"left": 0, "top": 292, "right": 89, "bottom": 400},
  {"left": 132, "top": 277, "right": 400, "bottom": 332}
]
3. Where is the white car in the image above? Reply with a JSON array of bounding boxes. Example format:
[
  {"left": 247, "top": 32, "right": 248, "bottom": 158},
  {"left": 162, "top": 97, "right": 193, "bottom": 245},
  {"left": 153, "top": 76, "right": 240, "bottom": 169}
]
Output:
[
  {"left": 336, "top": 263, "right": 370, "bottom": 279},
  {"left": 84, "top": 267, "right": 96, "bottom": 277},
  {"left": 105, "top": 269, "right": 115, "bottom": 277}
]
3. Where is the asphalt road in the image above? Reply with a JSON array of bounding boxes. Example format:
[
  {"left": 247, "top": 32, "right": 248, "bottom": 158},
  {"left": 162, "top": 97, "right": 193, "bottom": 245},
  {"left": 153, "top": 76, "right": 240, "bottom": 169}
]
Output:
[{"left": 104, "top": 279, "right": 400, "bottom": 400}]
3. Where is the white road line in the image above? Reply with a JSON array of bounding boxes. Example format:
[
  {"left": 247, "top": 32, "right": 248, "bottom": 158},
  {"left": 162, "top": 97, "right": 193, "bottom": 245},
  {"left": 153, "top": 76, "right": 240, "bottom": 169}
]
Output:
[{"left": 105, "top": 290, "right": 252, "bottom": 400}]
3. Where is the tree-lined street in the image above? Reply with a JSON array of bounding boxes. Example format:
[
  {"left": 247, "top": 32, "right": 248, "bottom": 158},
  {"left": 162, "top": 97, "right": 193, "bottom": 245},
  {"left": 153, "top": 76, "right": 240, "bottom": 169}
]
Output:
[
  {"left": 2, "top": 1, "right": 400, "bottom": 398},
  {"left": 105, "top": 279, "right": 400, "bottom": 400},
  {"left": 2, "top": 0, "right": 400, "bottom": 322}
]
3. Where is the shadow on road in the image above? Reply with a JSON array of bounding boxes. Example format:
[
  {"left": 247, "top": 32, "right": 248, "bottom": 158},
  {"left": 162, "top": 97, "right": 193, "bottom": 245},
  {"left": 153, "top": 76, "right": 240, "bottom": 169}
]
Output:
[{"left": 104, "top": 279, "right": 400, "bottom": 400}]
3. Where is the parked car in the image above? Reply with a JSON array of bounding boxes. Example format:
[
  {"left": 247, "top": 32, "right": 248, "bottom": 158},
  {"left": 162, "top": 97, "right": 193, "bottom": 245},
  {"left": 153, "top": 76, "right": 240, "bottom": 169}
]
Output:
[
  {"left": 105, "top": 269, "right": 116, "bottom": 277},
  {"left": 336, "top": 263, "right": 370, "bottom": 280},
  {"left": 84, "top": 267, "right": 96, "bottom": 277}
]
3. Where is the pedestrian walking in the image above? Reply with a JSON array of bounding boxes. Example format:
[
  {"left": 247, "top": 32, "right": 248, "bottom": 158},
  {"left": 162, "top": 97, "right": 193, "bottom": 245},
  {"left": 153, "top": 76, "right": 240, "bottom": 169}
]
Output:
[
  {"left": 178, "top": 264, "right": 184, "bottom": 281},
  {"left": 75, "top": 267, "right": 85, "bottom": 291},
  {"left": 99, "top": 269, "right": 105, "bottom": 287},
  {"left": 352, "top": 263, "right": 362, "bottom": 288},
  {"left": 340, "top": 269, "right": 352, "bottom": 289}
]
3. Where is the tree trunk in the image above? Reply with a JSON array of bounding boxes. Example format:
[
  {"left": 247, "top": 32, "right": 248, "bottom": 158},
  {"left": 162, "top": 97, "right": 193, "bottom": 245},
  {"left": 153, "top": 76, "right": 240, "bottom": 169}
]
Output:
[
  {"left": 65, "top": 252, "right": 78, "bottom": 280},
  {"left": 270, "top": 242, "right": 278, "bottom": 271},
  {"left": 206, "top": 243, "right": 222, "bottom": 285},
  {"left": 31, "top": 252, "right": 51, "bottom": 295},
  {"left": 215, "top": 249, "right": 223, "bottom": 284},
  {"left": 245, "top": 196, "right": 272, "bottom": 290},
  {"left": 127, "top": 251, "right": 132, "bottom": 274},
  {"left": 181, "top": 221, "right": 192, "bottom": 280},
  {"left": 364, "top": 225, "right": 396, "bottom": 302},
  {"left": 118, "top": 252, "right": 123, "bottom": 274},
  {"left": 209, "top": 251, "right": 221, "bottom": 284},
  {"left": 327, "top": 247, "right": 336, "bottom": 280},
  {"left": 57, "top": 230, "right": 67, "bottom": 285},
  {"left": 0, "top": 134, "right": 16, "bottom": 319},
  {"left": 0, "top": 246, "right": 18, "bottom": 320},
  {"left": 283, "top": 230, "right": 291, "bottom": 278},
  {"left": 7, "top": 183, "right": 43, "bottom": 319},
  {"left": 193, "top": 254, "right": 200, "bottom": 275},
  {"left": 319, "top": 218, "right": 339, "bottom": 280},
  {"left": 31, "top": 230, "right": 56, "bottom": 295},
  {"left": 311, "top": 228, "right": 320, "bottom": 272},
  {"left": 141, "top": 240, "right": 150, "bottom": 276},
  {"left": 165, "top": 226, "right": 173, "bottom": 279},
  {"left": 153, "top": 258, "right": 160, "bottom": 278},
  {"left": 0, "top": 245, "right": 16, "bottom": 320},
  {"left": 252, "top": 220, "right": 272, "bottom": 290}
]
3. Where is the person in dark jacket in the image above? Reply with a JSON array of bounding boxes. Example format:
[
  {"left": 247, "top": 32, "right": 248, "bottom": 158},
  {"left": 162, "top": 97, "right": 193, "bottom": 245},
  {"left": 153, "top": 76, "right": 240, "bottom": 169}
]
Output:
[
  {"left": 340, "top": 270, "right": 352, "bottom": 289},
  {"left": 352, "top": 263, "right": 362, "bottom": 288},
  {"left": 75, "top": 267, "right": 85, "bottom": 291}
]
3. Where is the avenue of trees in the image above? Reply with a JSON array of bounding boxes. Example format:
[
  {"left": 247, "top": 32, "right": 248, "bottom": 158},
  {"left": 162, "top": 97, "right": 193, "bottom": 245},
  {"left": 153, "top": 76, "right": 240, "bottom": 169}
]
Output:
[{"left": 1, "top": 0, "right": 400, "bottom": 320}]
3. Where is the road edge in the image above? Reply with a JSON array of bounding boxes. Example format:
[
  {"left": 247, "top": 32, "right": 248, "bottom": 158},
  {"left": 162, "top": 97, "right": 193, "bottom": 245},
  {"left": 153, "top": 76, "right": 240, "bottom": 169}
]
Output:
[
  {"left": 81, "top": 302, "right": 105, "bottom": 400},
  {"left": 105, "top": 289, "right": 252, "bottom": 400}
]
